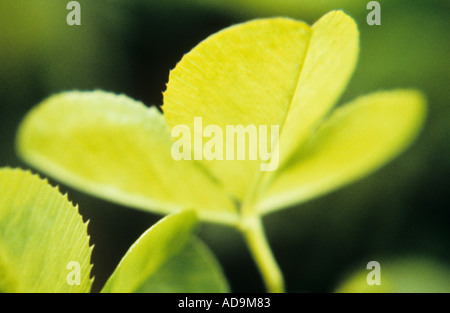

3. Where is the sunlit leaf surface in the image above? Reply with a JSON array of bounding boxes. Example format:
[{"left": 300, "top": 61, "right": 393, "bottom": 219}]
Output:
[
  {"left": 16, "top": 91, "right": 238, "bottom": 225},
  {"left": 257, "top": 90, "right": 426, "bottom": 214},
  {"left": 0, "top": 168, "right": 92, "bottom": 292},
  {"left": 163, "top": 11, "right": 358, "bottom": 202}
]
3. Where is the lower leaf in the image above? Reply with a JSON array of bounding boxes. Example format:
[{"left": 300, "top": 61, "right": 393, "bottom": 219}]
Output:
[{"left": 0, "top": 168, "right": 93, "bottom": 292}]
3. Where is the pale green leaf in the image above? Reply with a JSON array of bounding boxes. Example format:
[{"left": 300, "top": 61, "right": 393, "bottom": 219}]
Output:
[
  {"left": 137, "top": 238, "right": 229, "bottom": 293},
  {"left": 0, "top": 168, "right": 92, "bottom": 292},
  {"left": 336, "top": 257, "right": 450, "bottom": 293},
  {"left": 101, "top": 210, "right": 199, "bottom": 293},
  {"left": 277, "top": 10, "right": 359, "bottom": 165},
  {"left": 256, "top": 90, "right": 426, "bottom": 215},
  {"left": 16, "top": 91, "right": 238, "bottom": 225},
  {"left": 163, "top": 11, "right": 358, "bottom": 202}
]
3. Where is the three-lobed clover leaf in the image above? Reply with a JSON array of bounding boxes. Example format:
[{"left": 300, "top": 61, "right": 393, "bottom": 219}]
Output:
[
  {"left": 0, "top": 168, "right": 227, "bottom": 293},
  {"left": 16, "top": 11, "right": 426, "bottom": 224},
  {"left": 15, "top": 11, "right": 427, "bottom": 292}
]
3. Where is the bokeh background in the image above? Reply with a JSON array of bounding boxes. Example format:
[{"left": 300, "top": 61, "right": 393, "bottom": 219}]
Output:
[{"left": 1, "top": 0, "right": 449, "bottom": 292}]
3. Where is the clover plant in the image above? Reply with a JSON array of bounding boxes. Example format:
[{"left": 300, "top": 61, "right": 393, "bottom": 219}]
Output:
[{"left": 9, "top": 11, "right": 426, "bottom": 292}]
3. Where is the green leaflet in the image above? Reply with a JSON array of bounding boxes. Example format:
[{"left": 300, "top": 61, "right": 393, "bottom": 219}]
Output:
[
  {"left": 137, "top": 238, "right": 229, "bottom": 293},
  {"left": 101, "top": 210, "right": 228, "bottom": 293},
  {"left": 276, "top": 11, "right": 359, "bottom": 167},
  {"left": 16, "top": 91, "right": 238, "bottom": 225},
  {"left": 163, "top": 17, "right": 311, "bottom": 201},
  {"left": 101, "top": 210, "right": 196, "bottom": 292},
  {"left": 256, "top": 90, "right": 426, "bottom": 214},
  {"left": 0, "top": 168, "right": 92, "bottom": 292},
  {"left": 163, "top": 11, "right": 358, "bottom": 202}
]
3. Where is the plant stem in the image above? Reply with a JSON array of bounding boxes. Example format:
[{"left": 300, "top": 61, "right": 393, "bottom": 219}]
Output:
[{"left": 240, "top": 214, "right": 285, "bottom": 293}]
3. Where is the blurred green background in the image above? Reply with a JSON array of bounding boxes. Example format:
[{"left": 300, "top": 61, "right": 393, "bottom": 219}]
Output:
[{"left": 1, "top": 0, "right": 449, "bottom": 292}]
